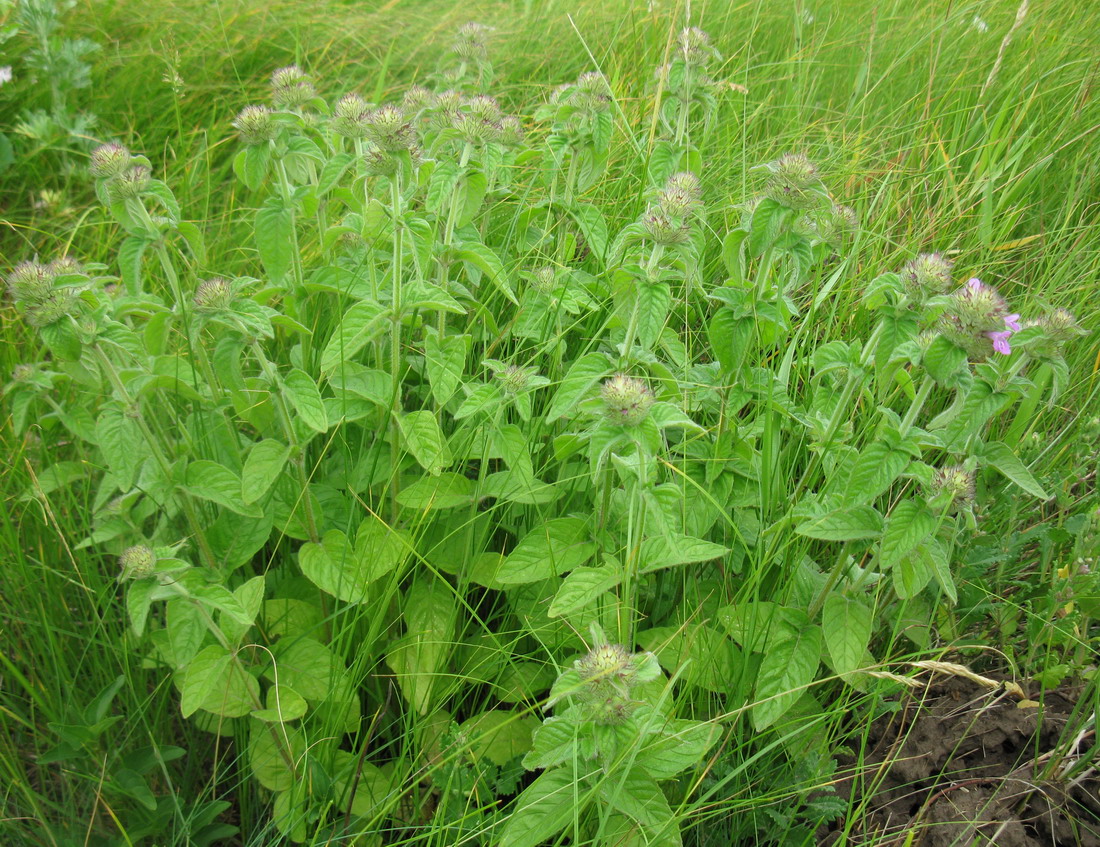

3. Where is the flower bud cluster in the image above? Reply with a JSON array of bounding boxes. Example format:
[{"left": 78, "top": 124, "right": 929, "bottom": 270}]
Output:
[
  {"left": 89, "top": 142, "right": 132, "bottom": 179},
  {"left": 331, "top": 93, "right": 372, "bottom": 139},
  {"left": 600, "top": 374, "right": 655, "bottom": 427},
  {"left": 119, "top": 545, "right": 157, "bottom": 580},
  {"left": 927, "top": 465, "right": 976, "bottom": 512},
  {"left": 642, "top": 171, "right": 702, "bottom": 245},
  {"left": 573, "top": 640, "right": 659, "bottom": 725},
  {"left": 495, "top": 364, "right": 533, "bottom": 394},
  {"left": 939, "top": 278, "right": 1021, "bottom": 358},
  {"left": 233, "top": 105, "right": 277, "bottom": 146},
  {"left": 678, "top": 26, "right": 721, "bottom": 67},
  {"left": 271, "top": 65, "right": 316, "bottom": 109},
  {"left": 89, "top": 142, "right": 156, "bottom": 204},
  {"left": 1021, "top": 308, "right": 1087, "bottom": 359},
  {"left": 903, "top": 252, "right": 954, "bottom": 300},
  {"left": 6, "top": 258, "right": 87, "bottom": 327},
  {"left": 363, "top": 104, "right": 418, "bottom": 152},
  {"left": 451, "top": 22, "right": 493, "bottom": 61},
  {"left": 763, "top": 153, "right": 825, "bottom": 211},
  {"left": 810, "top": 203, "right": 859, "bottom": 245},
  {"left": 192, "top": 277, "right": 236, "bottom": 312}
]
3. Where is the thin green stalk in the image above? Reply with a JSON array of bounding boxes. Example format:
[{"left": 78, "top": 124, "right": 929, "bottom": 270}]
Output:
[{"left": 91, "top": 345, "right": 217, "bottom": 569}]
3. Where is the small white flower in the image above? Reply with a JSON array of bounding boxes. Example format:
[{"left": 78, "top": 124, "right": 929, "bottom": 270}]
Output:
[
  {"left": 970, "top": 15, "right": 989, "bottom": 32},
  {"left": 0, "top": 66, "right": 13, "bottom": 86}
]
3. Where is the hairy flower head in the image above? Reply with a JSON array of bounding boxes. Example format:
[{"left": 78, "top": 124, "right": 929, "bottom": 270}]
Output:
[
  {"left": 678, "top": 26, "right": 720, "bottom": 66},
  {"left": 119, "top": 545, "right": 157, "bottom": 580},
  {"left": 903, "top": 252, "right": 954, "bottom": 299},
  {"left": 600, "top": 374, "right": 655, "bottom": 426},
  {"left": 498, "top": 115, "right": 525, "bottom": 146},
  {"left": 192, "top": 277, "right": 234, "bottom": 312},
  {"left": 452, "top": 22, "right": 493, "bottom": 59},
  {"left": 928, "top": 465, "right": 976, "bottom": 512},
  {"left": 363, "top": 105, "right": 417, "bottom": 151},
  {"left": 940, "top": 278, "right": 1019, "bottom": 358},
  {"left": 7, "top": 261, "right": 53, "bottom": 303},
  {"left": 233, "top": 105, "right": 276, "bottom": 146},
  {"left": 331, "top": 93, "right": 372, "bottom": 138},
  {"left": 25, "top": 289, "right": 81, "bottom": 327},
  {"left": 271, "top": 65, "right": 316, "bottom": 108},
  {"left": 89, "top": 143, "right": 132, "bottom": 179},
  {"left": 106, "top": 165, "right": 152, "bottom": 202},
  {"left": 764, "top": 153, "right": 823, "bottom": 210}
]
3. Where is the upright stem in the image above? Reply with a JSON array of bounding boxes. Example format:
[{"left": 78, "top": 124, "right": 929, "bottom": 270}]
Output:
[
  {"left": 248, "top": 341, "right": 319, "bottom": 542},
  {"left": 92, "top": 345, "right": 217, "bottom": 568},
  {"left": 389, "top": 173, "right": 405, "bottom": 514},
  {"left": 899, "top": 374, "right": 934, "bottom": 438}
]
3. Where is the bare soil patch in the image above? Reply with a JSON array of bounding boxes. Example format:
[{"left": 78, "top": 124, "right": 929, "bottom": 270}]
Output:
[{"left": 824, "top": 675, "right": 1100, "bottom": 846}]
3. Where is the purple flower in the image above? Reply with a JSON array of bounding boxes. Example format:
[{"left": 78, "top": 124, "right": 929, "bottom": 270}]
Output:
[
  {"left": 985, "top": 330, "right": 1013, "bottom": 355},
  {"left": 1005, "top": 313, "right": 1021, "bottom": 332}
]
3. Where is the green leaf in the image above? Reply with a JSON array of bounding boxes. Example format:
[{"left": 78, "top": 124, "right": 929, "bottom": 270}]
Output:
[
  {"left": 599, "top": 767, "right": 677, "bottom": 835},
  {"left": 398, "top": 410, "right": 452, "bottom": 475},
  {"left": 544, "top": 352, "right": 610, "bottom": 422},
  {"left": 281, "top": 368, "right": 328, "bottom": 434},
  {"left": 354, "top": 513, "right": 409, "bottom": 583},
  {"left": 386, "top": 577, "right": 457, "bottom": 713},
  {"left": 127, "top": 580, "right": 157, "bottom": 637},
  {"left": 317, "top": 152, "right": 354, "bottom": 195},
  {"left": 497, "top": 517, "right": 596, "bottom": 585},
  {"left": 978, "top": 440, "right": 1050, "bottom": 499},
  {"left": 96, "top": 404, "right": 144, "bottom": 490},
  {"left": 841, "top": 442, "right": 909, "bottom": 505},
  {"left": 795, "top": 504, "right": 883, "bottom": 541},
  {"left": 241, "top": 439, "right": 290, "bottom": 505},
  {"left": 426, "top": 160, "right": 460, "bottom": 213},
  {"left": 879, "top": 499, "right": 936, "bottom": 571},
  {"left": 568, "top": 203, "right": 609, "bottom": 261},
  {"left": 455, "top": 241, "right": 518, "bottom": 304},
  {"left": 634, "top": 281, "right": 671, "bottom": 350},
  {"left": 499, "top": 767, "right": 586, "bottom": 847},
  {"left": 639, "top": 534, "right": 729, "bottom": 574},
  {"left": 523, "top": 710, "right": 584, "bottom": 769},
  {"left": 251, "top": 685, "right": 308, "bottom": 722},
  {"left": 269, "top": 637, "right": 347, "bottom": 701},
  {"left": 747, "top": 198, "right": 792, "bottom": 257},
  {"left": 708, "top": 310, "right": 752, "bottom": 374},
  {"left": 180, "top": 644, "right": 259, "bottom": 718},
  {"left": 182, "top": 460, "right": 263, "bottom": 517},
  {"left": 39, "top": 321, "right": 82, "bottom": 361},
  {"left": 634, "top": 717, "right": 721, "bottom": 780},
  {"left": 752, "top": 623, "right": 822, "bottom": 730},
  {"left": 299, "top": 529, "right": 370, "bottom": 604},
  {"left": 396, "top": 472, "right": 475, "bottom": 510},
  {"left": 117, "top": 236, "right": 148, "bottom": 294},
  {"left": 459, "top": 710, "right": 537, "bottom": 766},
  {"left": 893, "top": 541, "right": 936, "bottom": 599},
  {"left": 254, "top": 198, "right": 295, "bottom": 284},
  {"left": 424, "top": 333, "right": 467, "bottom": 406},
  {"left": 822, "top": 594, "right": 872, "bottom": 676},
  {"left": 320, "top": 299, "right": 387, "bottom": 374},
  {"left": 249, "top": 723, "right": 303, "bottom": 791},
  {"left": 456, "top": 170, "right": 488, "bottom": 227},
  {"left": 548, "top": 564, "right": 621, "bottom": 617},
  {"left": 923, "top": 335, "right": 968, "bottom": 384}
]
